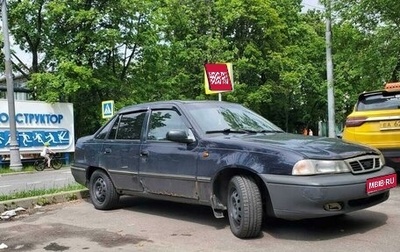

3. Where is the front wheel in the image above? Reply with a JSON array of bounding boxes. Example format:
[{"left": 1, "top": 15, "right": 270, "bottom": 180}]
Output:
[
  {"left": 89, "top": 170, "right": 119, "bottom": 210},
  {"left": 51, "top": 158, "right": 63, "bottom": 170},
  {"left": 227, "top": 175, "right": 263, "bottom": 238}
]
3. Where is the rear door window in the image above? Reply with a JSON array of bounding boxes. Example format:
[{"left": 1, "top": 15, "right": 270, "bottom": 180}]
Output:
[
  {"left": 96, "top": 111, "right": 147, "bottom": 140},
  {"left": 115, "top": 112, "right": 147, "bottom": 140},
  {"left": 95, "top": 117, "right": 118, "bottom": 139}
]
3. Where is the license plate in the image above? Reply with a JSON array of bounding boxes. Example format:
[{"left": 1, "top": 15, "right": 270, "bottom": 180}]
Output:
[
  {"left": 366, "top": 173, "right": 397, "bottom": 194},
  {"left": 380, "top": 120, "right": 400, "bottom": 130}
]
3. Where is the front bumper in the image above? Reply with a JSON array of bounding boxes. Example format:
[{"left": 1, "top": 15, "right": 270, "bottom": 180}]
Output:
[{"left": 260, "top": 166, "right": 396, "bottom": 220}]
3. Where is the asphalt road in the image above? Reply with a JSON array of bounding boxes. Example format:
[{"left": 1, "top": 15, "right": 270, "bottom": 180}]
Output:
[
  {"left": 0, "top": 168, "right": 76, "bottom": 195},
  {"left": 0, "top": 185, "right": 399, "bottom": 251}
]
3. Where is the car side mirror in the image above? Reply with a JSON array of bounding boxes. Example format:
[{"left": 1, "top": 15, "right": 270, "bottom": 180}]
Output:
[{"left": 166, "top": 130, "right": 194, "bottom": 143}]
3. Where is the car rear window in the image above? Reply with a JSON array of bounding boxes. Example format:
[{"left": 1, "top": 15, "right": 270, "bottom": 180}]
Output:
[{"left": 356, "top": 92, "right": 400, "bottom": 111}]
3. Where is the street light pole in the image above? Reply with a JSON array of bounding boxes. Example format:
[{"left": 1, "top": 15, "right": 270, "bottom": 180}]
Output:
[
  {"left": 1, "top": 0, "right": 22, "bottom": 170},
  {"left": 325, "top": 0, "right": 336, "bottom": 138}
]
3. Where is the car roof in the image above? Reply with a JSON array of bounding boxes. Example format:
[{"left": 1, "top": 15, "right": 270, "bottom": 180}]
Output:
[
  {"left": 358, "top": 89, "right": 400, "bottom": 100},
  {"left": 358, "top": 82, "right": 400, "bottom": 99},
  {"left": 117, "top": 100, "right": 234, "bottom": 114}
]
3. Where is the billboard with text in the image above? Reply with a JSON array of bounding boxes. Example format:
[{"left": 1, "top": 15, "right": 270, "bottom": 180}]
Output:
[{"left": 0, "top": 100, "right": 74, "bottom": 155}]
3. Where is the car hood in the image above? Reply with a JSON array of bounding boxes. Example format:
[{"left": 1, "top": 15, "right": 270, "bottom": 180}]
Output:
[{"left": 207, "top": 133, "right": 379, "bottom": 160}]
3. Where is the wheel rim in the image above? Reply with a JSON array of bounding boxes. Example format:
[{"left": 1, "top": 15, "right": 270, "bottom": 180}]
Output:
[
  {"left": 35, "top": 162, "right": 44, "bottom": 171},
  {"left": 52, "top": 160, "right": 62, "bottom": 169},
  {"left": 93, "top": 177, "right": 107, "bottom": 203},
  {"left": 229, "top": 188, "right": 242, "bottom": 227},
  {"left": 38, "top": 162, "right": 45, "bottom": 171}
]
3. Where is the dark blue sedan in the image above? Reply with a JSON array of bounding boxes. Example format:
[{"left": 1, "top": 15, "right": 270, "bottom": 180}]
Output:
[{"left": 71, "top": 100, "right": 397, "bottom": 238}]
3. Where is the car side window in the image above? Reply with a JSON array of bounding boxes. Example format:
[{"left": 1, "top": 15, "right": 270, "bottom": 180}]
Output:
[
  {"left": 114, "top": 112, "right": 147, "bottom": 140},
  {"left": 147, "top": 110, "right": 191, "bottom": 141},
  {"left": 108, "top": 117, "right": 120, "bottom": 139},
  {"left": 95, "top": 117, "right": 118, "bottom": 139}
]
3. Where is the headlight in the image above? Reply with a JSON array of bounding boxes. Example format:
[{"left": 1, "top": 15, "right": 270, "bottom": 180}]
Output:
[
  {"left": 292, "top": 159, "right": 351, "bottom": 175},
  {"left": 374, "top": 149, "right": 386, "bottom": 167},
  {"left": 379, "top": 153, "right": 385, "bottom": 166}
]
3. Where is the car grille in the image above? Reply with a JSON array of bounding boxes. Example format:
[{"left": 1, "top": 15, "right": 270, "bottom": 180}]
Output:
[{"left": 345, "top": 155, "right": 382, "bottom": 174}]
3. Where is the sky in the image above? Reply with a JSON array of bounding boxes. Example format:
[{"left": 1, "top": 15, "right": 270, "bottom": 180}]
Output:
[
  {"left": 302, "top": 0, "right": 324, "bottom": 11},
  {"left": 9, "top": 37, "right": 32, "bottom": 69}
]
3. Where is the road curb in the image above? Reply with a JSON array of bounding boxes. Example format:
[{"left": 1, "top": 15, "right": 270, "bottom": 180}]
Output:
[{"left": 0, "top": 189, "right": 89, "bottom": 213}]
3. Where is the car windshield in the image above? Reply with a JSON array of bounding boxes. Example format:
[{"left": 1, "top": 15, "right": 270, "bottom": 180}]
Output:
[
  {"left": 356, "top": 92, "right": 400, "bottom": 111},
  {"left": 185, "top": 102, "right": 284, "bottom": 134}
]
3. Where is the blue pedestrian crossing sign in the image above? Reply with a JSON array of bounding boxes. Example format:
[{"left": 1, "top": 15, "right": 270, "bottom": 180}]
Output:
[{"left": 102, "top": 100, "right": 114, "bottom": 118}]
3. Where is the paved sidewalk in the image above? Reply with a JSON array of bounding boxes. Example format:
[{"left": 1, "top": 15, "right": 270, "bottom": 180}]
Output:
[
  {"left": 0, "top": 167, "right": 76, "bottom": 195},
  {"left": 0, "top": 167, "right": 89, "bottom": 212}
]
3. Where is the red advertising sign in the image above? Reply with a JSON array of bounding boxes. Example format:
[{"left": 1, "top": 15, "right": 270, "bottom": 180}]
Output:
[{"left": 204, "top": 63, "right": 233, "bottom": 92}]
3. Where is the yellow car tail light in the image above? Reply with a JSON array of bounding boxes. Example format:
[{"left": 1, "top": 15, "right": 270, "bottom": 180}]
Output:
[{"left": 345, "top": 116, "right": 368, "bottom": 127}]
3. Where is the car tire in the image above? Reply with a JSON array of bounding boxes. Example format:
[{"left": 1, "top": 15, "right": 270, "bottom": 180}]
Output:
[
  {"left": 227, "top": 175, "right": 263, "bottom": 238},
  {"left": 89, "top": 170, "right": 119, "bottom": 210}
]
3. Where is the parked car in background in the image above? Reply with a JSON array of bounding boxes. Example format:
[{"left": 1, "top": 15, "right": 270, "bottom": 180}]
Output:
[
  {"left": 71, "top": 100, "right": 397, "bottom": 238},
  {"left": 342, "top": 82, "right": 400, "bottom": 172}
]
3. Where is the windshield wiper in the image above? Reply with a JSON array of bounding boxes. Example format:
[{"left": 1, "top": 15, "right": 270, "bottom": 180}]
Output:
[
  {"left": 205, "top": 128, "right": 285, "bottom": 134},
  {"left": 256, "top": 130, "right": 285, "bottom": 133},
  {"left": 205, "top": 128, "right": 248, "bottom": 134}
]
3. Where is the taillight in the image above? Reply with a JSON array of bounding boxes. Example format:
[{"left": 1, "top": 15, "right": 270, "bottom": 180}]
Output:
[{"left": 345, "top": 117, "right": 368, "bottom": 127}]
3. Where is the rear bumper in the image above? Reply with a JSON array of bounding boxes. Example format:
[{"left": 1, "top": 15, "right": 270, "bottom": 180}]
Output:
[
  {"left": 70, "top": 165, "right": 88, "bottom": 187},
  {"left": 260, "top": 166, "right": 396, "bottom": 220}
]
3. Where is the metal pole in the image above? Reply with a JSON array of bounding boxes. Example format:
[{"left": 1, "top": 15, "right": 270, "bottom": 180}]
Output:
[
  {"left": 1, "top": 0, "right": 22, "bottom": 170},
  {"left": 325, "top": 0, "right": 336, "bottom": 138}
]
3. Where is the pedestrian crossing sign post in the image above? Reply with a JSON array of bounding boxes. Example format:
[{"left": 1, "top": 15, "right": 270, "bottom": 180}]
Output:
[{"left": 102, "top": 100, "right": 114, "bottom": 119}]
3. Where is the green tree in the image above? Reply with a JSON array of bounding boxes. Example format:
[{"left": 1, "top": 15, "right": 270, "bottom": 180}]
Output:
[
  {"left": 9, "top": 0, "right": 163, "bottom": 137},
  {"left": 8, "top": 0, "right": 48, "bottom": 74},
  {"left": 7, "top": 0, "right": 333, "bottom": 137},
  {"left": 329, "top": 0, "right": 400, "bottom": 122}
]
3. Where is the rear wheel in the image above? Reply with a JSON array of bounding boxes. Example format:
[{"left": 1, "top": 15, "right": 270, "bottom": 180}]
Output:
[
  {"left": 51, "top": 158, "right": 63, "bottom": 170},
  {"left": 34, "top": 160, "right": 45, "bottom": 171},
  {"left": 227, "top": 175, "right": 263, "bottom": 238},
  {"left": 89, "top": 170, "right": 119, "bottom": 210}
]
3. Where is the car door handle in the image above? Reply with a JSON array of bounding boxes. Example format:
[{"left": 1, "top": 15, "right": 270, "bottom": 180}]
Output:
[
  {"left": 104, "top": 148, "right": 112, "bottom": 154},
  {"left": 140, "top": 150, "right": 149, "bottom": 156}
]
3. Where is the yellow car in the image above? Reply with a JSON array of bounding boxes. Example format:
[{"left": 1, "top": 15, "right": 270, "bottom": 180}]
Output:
[{"left": 342, "top": 82, "right": 400, "bottom": 172}]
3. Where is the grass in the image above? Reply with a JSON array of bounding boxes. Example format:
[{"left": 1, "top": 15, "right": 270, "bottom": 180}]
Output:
[
  {"left": 0, "top": 165, "right": 36, "bottom": 174},
  {"left": 0, "top": 166, "right": 35, "bottom": 174},
  {"left": 0, "top": 183, "right": 86, "bottom": 202}
]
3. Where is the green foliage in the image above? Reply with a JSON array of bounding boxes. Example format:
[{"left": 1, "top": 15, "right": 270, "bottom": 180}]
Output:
[
  {"left": 330, "top": 0, "right": 400, "bottom": 122},
  {"left": 0, "top": 165, "right": 35, "bottom": 174},
  {"left": 6, "top": 0, "right": 399, "bottom": 136}
]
